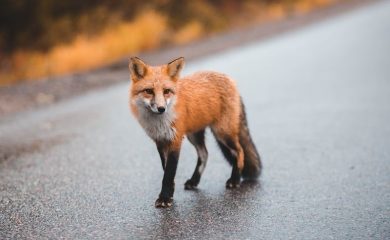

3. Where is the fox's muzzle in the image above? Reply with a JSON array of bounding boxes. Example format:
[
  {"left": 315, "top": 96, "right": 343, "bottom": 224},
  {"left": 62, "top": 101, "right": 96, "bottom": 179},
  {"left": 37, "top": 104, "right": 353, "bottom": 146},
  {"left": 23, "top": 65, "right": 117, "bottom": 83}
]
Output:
[{"left": 152, "top": 93, "right": 167, "bottom": 113}]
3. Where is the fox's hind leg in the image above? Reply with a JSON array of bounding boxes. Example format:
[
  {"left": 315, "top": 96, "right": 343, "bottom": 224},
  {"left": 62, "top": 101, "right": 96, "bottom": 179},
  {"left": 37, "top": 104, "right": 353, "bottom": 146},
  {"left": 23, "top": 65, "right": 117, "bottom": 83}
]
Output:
[
  {"left": 184, "top": 129, "right": 208, "bottom": 190},
  {"left": 212, "top": 129, "right": 244, "bottom": 188}
]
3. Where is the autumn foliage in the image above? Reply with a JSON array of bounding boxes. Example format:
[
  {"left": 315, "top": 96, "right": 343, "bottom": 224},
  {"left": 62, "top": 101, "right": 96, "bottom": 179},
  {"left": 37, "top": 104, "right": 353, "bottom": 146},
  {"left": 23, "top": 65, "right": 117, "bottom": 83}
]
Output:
[{"left": 0, "top": 0, "right": 336, "bottom": 85}]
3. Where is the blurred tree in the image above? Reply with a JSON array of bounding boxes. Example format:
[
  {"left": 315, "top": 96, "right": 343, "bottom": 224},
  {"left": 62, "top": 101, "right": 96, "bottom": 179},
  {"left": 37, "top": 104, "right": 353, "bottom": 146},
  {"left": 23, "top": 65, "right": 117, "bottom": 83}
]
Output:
[
  {"left": 0, "top": 0, "right": 336, "bottom": 85},
  {"left": 0, "top": 0, "right": 303, "bottom": 53}
]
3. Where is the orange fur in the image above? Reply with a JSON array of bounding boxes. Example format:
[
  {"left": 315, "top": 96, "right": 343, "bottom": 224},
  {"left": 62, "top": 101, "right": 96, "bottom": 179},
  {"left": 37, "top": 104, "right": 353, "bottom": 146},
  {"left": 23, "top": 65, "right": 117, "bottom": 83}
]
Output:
[
  {"left": 129, "top": 59, "right": 243, "bottom": 168},
  {"left": 127, "top": 57, "right": 260, "bottom": 207}
]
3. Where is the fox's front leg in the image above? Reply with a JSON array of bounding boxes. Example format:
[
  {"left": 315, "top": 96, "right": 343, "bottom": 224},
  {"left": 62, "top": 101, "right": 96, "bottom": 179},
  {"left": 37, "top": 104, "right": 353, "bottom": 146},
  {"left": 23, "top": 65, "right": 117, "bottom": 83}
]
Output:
[
  {"left": 156, "top": 142, "right": 168, "bottom": 170},
  {"left": 155, "top": 139, "right": 182, "bottom": 208}
]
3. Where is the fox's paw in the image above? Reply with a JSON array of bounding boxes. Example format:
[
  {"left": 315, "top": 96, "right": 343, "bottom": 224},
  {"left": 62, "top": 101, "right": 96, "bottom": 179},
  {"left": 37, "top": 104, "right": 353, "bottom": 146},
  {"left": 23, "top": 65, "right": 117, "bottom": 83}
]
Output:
[
  {"left": 155, "top": 197, "right": 173, "bottom": 208},
  {"left": 226, "top": 178, "right": 240, "bottom": 189},
  {"left": 184, "top": 179, "right": 198, "bottom": 190}
]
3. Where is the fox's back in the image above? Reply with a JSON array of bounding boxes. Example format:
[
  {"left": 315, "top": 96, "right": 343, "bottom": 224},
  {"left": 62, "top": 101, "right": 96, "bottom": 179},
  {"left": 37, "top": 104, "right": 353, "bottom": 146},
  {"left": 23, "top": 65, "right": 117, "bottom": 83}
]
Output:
[{"left": 175, "top": 71, "right": 241, "bottom": 134}]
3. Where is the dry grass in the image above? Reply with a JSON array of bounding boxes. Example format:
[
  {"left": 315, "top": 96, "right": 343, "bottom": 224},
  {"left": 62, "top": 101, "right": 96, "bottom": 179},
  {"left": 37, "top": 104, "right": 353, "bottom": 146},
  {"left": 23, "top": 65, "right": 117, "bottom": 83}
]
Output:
[
  {"left": 0, "top": 10, "right": 167, "bottom": 85},
  {"left": 173, "top": 21, "right": 204, "bottom": 45},
  {"left": 294, "top": 0, "right": 336, "bottom": 13},
  {"left": 0, "top": 0, "right": 339, "bottom": 86}
]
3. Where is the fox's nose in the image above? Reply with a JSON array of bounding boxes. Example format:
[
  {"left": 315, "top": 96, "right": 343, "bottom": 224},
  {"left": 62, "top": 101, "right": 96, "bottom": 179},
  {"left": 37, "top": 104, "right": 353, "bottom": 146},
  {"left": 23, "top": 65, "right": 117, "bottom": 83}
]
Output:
[{"left": 157, "top": 107, "right": 165, "bottom": 113}]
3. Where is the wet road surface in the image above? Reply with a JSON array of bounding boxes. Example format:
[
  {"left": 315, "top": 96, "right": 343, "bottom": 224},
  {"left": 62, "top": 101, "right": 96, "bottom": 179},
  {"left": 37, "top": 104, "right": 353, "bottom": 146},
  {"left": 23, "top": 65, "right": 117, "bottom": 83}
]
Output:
[{"left": 1, "top": 1, "right": 390, "bottom": 239}]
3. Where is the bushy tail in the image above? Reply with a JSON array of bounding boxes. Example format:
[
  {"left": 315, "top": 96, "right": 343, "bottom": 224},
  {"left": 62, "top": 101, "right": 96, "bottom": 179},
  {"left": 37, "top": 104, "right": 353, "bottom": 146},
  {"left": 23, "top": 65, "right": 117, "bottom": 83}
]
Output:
[{"left": 239, "top": 98, "right": 262, "bottom": 180}]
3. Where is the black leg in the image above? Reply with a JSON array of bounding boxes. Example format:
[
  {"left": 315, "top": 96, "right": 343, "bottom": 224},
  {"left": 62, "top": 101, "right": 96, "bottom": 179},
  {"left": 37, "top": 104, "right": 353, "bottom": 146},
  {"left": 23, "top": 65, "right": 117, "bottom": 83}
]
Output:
[
  {"left": 216, "top": 140, "right": 234, "bottom": 165},
  {"left": 185, "top": 130, "right": 208, "bottom": 190},
  {"left": 217, "top": 139, "right": 241, "bottom": 188},
  {"left": 184, "top": 156, "right": 203, "bottom": 190},
  {"left": 155, "top": 149, "right": 180, "bottom": 208},
  {"left": 226, "top": 162, "right": 241, "bottom": 189},
  {"left": 156, "top": 142, "right": 167, "bottom": 170}
]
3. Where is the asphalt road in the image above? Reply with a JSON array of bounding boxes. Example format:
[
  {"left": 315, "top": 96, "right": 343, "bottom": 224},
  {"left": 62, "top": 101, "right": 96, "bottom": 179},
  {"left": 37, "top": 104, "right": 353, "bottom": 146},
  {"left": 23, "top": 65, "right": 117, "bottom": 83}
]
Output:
[{"left": 1, "top": 1, "right": 390, "bottom": 239}]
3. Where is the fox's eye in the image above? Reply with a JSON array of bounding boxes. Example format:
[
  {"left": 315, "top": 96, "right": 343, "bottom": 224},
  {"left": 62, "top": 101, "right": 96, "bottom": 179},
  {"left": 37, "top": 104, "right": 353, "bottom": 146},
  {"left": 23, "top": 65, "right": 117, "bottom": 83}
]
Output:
[
  {"left": 144, "top": 89, "right": 154, "bottom": 94},
  {"left": 163, "top": 89, "right": 171, "bottom": 95}
]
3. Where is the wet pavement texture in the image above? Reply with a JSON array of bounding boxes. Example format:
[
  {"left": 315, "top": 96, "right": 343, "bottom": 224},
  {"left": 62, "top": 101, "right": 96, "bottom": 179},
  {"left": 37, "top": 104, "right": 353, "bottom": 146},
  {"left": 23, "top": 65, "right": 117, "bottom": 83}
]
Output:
[{"left": 1, "top": 1, "right": 390, "bottom": 239}]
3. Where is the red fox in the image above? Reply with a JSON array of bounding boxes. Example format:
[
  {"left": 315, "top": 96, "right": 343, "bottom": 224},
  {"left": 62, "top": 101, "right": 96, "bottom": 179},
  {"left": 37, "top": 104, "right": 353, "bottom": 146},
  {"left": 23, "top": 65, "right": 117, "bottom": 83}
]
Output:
[{"left": 128, "top": 57, "right": 261, "bottom": 208}]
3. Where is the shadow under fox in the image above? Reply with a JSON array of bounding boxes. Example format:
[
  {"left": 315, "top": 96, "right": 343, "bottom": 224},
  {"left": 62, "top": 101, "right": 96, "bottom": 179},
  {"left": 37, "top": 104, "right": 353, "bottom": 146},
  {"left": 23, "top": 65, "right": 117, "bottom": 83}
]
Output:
[{"left": 128, "top": 57, "right": 261, "bottom": 208}]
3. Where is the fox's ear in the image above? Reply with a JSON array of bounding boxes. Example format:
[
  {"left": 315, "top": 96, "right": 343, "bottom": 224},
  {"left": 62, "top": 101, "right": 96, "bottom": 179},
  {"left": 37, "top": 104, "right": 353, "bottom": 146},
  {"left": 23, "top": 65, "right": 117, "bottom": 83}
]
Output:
[
  {"left": 129, "top": 57, "right": 147, "bottom": 81},
  {"left": 167, "top": 57, "right": 185, "bottom": 80}
]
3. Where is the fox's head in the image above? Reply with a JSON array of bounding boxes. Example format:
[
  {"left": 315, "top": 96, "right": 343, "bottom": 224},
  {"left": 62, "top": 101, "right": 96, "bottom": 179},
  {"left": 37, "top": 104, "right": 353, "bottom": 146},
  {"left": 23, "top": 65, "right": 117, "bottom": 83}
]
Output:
[{"left": 129, "top": 57, "right": 185, "bottom": 114}]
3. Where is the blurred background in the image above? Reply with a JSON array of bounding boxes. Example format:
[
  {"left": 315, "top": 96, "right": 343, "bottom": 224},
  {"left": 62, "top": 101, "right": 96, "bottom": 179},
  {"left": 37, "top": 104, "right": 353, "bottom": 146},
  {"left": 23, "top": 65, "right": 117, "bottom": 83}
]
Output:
[{"left": 0, "top": 0, "right": 340, "bottom": 86}]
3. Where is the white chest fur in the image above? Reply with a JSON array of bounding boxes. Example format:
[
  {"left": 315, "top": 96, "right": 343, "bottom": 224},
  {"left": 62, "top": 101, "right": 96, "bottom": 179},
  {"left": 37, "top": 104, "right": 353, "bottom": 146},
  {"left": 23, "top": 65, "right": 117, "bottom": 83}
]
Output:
[{"left": 137, "top": 108, "right": 177, "bottom": 142}]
